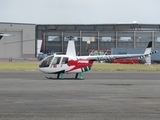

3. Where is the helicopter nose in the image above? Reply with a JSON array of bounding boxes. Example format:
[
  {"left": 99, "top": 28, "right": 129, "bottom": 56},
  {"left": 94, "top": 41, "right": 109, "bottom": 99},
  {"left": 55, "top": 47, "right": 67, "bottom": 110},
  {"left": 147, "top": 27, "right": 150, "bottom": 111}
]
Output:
[
  {"left": 39, "top": 67, "right": 48, "bottom": 73},
  {"left": 39, "top": 67, "right": 44, "bottom": 72}
]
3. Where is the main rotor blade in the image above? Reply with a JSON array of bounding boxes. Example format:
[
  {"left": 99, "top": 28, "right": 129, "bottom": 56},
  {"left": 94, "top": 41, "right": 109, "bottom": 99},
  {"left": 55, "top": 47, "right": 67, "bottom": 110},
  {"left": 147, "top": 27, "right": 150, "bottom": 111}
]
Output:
[{"left": 3, "top": 39, "right": 35, "bottom": 44}]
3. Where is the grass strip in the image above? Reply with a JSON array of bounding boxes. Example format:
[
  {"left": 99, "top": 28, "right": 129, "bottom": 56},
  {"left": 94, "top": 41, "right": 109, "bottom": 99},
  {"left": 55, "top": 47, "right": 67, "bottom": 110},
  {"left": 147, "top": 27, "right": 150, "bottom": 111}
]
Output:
[
  {"left": 0, "top": 62, "right": 160, "bottom": 71},
  {"left": 0, "top": 62, "right": 39, "bottom": 70},
  {"left": 92, "top": 63, "right": 160, "bottom": 71}
]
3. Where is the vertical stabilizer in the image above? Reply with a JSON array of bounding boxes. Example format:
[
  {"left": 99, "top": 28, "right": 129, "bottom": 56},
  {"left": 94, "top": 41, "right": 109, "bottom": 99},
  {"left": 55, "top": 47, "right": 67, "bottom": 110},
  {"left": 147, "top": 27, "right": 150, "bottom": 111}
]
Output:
[
  {"left": 66, "top": 40, "right": 76, "bottom": 56},
  {"left": 144, "top": 41, "right": 152, "bottom": 54},
  {"left": 144, "top": 41, "right": 152, "bottom": 65}
]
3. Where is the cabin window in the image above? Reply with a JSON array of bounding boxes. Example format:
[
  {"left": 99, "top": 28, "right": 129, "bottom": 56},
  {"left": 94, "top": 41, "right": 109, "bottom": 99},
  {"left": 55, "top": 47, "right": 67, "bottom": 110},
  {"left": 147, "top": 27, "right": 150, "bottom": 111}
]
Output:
[
  {"left": 61, "top": 57, "right": 69, "bottom": 64},
  {"left": 39, "top": 56, "right": 54, "bottom": 67},
  {"left": 52, "top": 57, "right": 61, "bottom": 64}
]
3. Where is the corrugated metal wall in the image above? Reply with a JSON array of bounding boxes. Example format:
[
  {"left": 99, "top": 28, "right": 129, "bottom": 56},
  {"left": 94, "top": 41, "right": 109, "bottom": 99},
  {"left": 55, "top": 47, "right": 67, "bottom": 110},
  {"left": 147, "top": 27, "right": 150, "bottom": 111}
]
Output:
[{"left": 36, "top": 24, "right": 160, "bottom": 57}]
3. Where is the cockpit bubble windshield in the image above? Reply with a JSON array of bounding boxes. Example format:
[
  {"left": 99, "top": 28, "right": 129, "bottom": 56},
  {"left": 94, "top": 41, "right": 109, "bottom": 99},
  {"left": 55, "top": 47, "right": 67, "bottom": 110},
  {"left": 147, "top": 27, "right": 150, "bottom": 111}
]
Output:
[{"left": 39, "top": 56, "right": 54, "bottom": 68}]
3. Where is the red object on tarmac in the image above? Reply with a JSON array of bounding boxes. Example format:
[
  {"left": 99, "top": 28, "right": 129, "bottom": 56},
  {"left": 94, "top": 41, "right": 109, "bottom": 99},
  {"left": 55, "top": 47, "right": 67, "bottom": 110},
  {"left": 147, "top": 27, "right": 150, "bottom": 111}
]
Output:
[{"left": 112, "top": 59, "right": 139, "bottom": 64}]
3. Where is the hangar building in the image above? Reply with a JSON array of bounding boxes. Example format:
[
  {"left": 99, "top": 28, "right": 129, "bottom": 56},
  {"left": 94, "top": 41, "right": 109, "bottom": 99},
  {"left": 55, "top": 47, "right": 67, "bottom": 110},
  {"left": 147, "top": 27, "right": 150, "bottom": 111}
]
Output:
[
  {"left": 36, "top": 24, "right": 160, "bottom": 61},
  {"left": 0, "top": 22, "right": 160, "bottom": 61}
]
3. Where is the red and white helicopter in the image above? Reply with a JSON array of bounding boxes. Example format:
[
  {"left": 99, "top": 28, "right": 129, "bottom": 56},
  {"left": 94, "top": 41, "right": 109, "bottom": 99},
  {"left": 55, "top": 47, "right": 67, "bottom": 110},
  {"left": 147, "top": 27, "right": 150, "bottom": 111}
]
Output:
[
  {"left": 39, "top": 36, "right": 157, "bottom": 79},
  {"left": 0, "top": 34, "right": 157, "bottom": 79}
]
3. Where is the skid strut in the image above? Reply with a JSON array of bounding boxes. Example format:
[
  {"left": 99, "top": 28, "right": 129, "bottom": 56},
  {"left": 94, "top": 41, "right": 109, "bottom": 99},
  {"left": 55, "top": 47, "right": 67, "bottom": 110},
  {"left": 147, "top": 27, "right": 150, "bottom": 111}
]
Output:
[
  {"left": 57, "top": 72, "right": 64, "bottom": 79},
  {"left": 75, "top": 72, "right": 83, "bottom": 79}
]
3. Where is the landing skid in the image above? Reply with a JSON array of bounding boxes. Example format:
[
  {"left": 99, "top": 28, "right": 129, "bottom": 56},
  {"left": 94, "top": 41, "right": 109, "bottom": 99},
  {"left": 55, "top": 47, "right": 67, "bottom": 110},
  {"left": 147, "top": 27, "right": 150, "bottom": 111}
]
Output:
[
  {"left": 45, "top": 72, "right": 83, "bottom": 80},
  {"left": 45, "top": 76, "right": 55, "bottom": 79},
  {"left": 45, "top": 76, "right": 84, "bottom": 80}
]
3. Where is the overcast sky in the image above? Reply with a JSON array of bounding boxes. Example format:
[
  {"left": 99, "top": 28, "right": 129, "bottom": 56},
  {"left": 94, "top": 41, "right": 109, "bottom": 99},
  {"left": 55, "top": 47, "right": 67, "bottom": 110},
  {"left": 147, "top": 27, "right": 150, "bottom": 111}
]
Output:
[{"left": 0, "top": 0, "right": 160, "bottom": 24}]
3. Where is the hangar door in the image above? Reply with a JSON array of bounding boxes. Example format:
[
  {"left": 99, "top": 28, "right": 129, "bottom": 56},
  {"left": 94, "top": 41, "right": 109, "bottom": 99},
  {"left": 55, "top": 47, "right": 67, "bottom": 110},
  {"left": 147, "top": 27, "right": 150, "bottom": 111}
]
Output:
[{"left": 0, "top": 31, "right": 22, "bottom": 58}]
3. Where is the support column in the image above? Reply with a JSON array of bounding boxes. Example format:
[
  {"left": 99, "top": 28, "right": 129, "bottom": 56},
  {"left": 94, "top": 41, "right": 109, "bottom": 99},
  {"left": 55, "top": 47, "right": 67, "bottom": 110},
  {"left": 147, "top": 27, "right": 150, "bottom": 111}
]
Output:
[
  {"left": 115, "top": 31, "right": 118, "bottom": 48},
  {"left": 80, "top": 31, "right": 82, "bottom": 55},
  {"left": 133, "top": 31, "right": 136, "bottom": 49},
  {"left": 97, "top": 31, "right": 99, "bottom": 50},
  {"left": 152, "top": 31, "right": 155, "bottom": 49},
  {"left": 62, "top": 31, "right": 64, "bottom": 52}
]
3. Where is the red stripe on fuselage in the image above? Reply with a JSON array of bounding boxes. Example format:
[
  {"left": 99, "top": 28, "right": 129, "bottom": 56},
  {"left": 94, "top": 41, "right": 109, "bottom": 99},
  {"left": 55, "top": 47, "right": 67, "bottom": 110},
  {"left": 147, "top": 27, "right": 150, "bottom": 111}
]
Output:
[{"left": 67, "top": 59, "right": 93, "bottom": 72}]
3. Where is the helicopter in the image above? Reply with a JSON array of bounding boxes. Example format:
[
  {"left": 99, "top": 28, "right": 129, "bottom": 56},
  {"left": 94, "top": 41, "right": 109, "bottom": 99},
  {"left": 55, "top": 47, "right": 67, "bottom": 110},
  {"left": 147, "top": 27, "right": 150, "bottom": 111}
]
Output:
[
  {"left": 0, "top": 34, "right": 157, "bottom": 79},
  {"left": 0, "top": 33, "right": 13, "bottom": 39},
  {"left": 39, "top": 36, "right": 157, "bottom": 79}
]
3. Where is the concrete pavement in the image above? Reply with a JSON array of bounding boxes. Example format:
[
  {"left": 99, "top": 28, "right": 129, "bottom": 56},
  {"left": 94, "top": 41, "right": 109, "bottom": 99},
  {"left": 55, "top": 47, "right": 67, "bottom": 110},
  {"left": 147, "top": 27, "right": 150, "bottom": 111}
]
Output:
[{"left": 0, "top": 71, "right": 160, "bottom": 120}]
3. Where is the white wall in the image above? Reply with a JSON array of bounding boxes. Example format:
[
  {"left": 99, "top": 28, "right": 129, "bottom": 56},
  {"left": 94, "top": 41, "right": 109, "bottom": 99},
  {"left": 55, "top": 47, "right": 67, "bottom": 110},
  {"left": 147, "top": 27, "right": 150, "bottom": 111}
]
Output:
[{"left": 0, "top": 23, "right": 36, "bottom": 58}]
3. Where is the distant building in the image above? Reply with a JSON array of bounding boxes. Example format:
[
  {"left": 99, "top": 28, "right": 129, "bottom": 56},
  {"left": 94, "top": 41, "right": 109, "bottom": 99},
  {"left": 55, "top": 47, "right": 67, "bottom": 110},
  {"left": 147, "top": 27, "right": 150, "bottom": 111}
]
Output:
[
  {"left": 36, "top": 24, "right": 160, "bottom": 60},
  {"left": 0, "top": 22, "right": 160, "bottom": 61}
]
